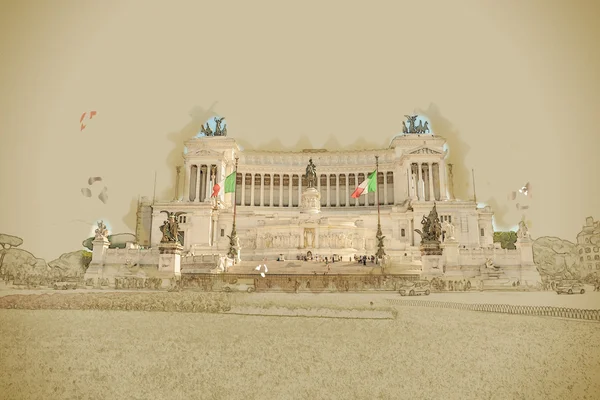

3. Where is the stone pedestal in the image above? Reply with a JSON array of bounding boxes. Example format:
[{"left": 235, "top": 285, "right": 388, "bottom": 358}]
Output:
[
  {"left": 420, "top": 240, "right": 443, "bottom": 256},
  {"left": 515, "top": 237, "right": 534, "bottom": 265},
  {"left": 419, "top": 240, "right": 443, "bottom": 276},
  {"left": 91, "top": 237, "right": 110, "bottom": 263},
  {"left": 158, "top": 242, "right": 184, "bottom": 276},
  {"left": 422, "top": 255, "right": 444, "bottom": 276},
  {"left": 84, "top": 237, "right": 110, "bottom": 280},
  {"left": 442, "top": 239, "right": 459, "bottom": 267},
  {"left": 515, "top": 237, "right": 542, "bottom": 286},
  {"left": 300, "top": 187, "right": 321, "bottom": 214}
]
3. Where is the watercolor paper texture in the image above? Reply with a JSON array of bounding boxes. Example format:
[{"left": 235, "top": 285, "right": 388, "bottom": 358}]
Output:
[{"left": 1, "top": 1, "right": 599, "bottom": 399}]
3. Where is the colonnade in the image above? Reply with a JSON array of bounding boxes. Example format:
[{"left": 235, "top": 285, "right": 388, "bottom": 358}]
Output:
[
  {"left": 183, "top": 160, "right": 448, "bottom": 205},
  {"left": 234, "top": 171, "right": 395, "bottom": 207},
  {"left": 184, "top": 164, "right": 218, "bottom": 202},
  {"left": 408, "top": 162, "right": 447, "bottom": 201}
]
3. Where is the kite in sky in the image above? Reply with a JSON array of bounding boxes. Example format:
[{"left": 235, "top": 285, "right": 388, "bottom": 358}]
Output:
[
  {"left": 81, "top": 176, "right": 108, "bottom": 204},
  {"left": 507, "top": 182, "right": 532, "bottom": 210},
  {"left": 80, "top": 110, "right": 98, "bottom": 131}
]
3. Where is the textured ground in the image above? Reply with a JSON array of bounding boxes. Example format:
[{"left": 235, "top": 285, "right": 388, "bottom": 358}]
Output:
[{"left": 1, "top": 293, "right": 600, "bottom": 399}]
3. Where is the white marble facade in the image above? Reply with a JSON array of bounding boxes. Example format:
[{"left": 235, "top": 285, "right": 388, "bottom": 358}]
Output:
[{"left": 146, "top": 132, "right": 498, "bottom": 265}]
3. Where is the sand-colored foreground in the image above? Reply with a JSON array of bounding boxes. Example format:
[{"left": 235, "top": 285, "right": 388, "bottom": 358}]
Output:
[{"left": 1, "top": 294, "right": 599, "bottom": 399}]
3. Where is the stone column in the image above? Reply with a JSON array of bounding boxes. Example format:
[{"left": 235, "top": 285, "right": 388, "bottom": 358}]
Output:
[
  {"left": 383, "top": 171, "right": 388, "bottom": 205},
  {"left": 326, "top": 174, "right": 330, "bottom": 207},
  {"left": 298, "top": 174, "right": 302, "bottom": 205},
  {"left": 204, "top": 165, "right": 212, "bottom": 201},
  {"left": 354, "top": 173, "right": 360, "bottom": 206},
  {"left": 250, "top": 173, "right": 255, "bottom": 206},
  {"left": 279, "top": 174, "right": 284, "bottom": 206},
  {"left": 345, "top": 174, "right": 350, "bottom": 207},
  {"left": 183, "top": 164, "right": 191, "bottom": 203},
  {"left": 211, "top": 213, "right": 218, "bottom": 246},
  {"left": 447, "top": 164, "right": 456, "bottom": 200},
  {"left": 409, "top": 164, "right": 417, "bottom": 200},
  {"left": 439, "top": 161, "right": 449, "bottom": 200},
  {"left": 260, "top": 173, "right": 265, "bottom": 206},
  {"left": 241, "top": 173, "right": 246, "bottom": 206},
  {"left": 335, "top": 174, "right": 340, "bottom": 206},
  {"left": 196, "top": 165, "right": 202, "bottom": 202},
  {"left": 288, "top": 175, "right": 293, "bottom": 207},
  {"left": 269, "top": 174, "right": 274, "bottom": 207},
  {"left": 417, "top": 163, "right": 423, "bottom": 200},
  {"left": 428, "top": 162, "right": 435, "bottom": 202},
  {"left": 365, "top": 171, "right": 370, "bottom": 206}
]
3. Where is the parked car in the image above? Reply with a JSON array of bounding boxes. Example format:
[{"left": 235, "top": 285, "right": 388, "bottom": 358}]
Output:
[
  {"left": 399, "top": 281, "right": 431, "bottom": 296},
  {"left": 222, "top": 280, "right": 256, "bottom": 293},
  {"left": 556, "top": 280, "right": 585, "bottom": 295}
]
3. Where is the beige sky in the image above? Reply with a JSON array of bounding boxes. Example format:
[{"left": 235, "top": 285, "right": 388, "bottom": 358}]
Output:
[{"left": 0, "top": 0, "right": 598, "bottom": 261}]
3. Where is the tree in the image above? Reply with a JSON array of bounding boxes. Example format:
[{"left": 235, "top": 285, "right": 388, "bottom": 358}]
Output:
[
  {"left": 493, "top": 231, "right": 517, "bottom": 250},
  {"left": 0, "top": 233, "right": 24, "bottom": 275}
]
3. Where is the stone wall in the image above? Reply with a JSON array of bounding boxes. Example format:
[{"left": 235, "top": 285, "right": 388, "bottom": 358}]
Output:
[{"left": 102, "top": 248, "right": 161, "bottom": 265}]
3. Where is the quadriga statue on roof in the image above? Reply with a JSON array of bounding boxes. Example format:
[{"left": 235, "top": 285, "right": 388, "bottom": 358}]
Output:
[{"left": 200, "top": 117, "right": 228, "bottom": 137}]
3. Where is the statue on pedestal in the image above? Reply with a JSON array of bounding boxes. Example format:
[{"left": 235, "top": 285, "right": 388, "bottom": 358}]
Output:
[
  {"left": 442, "top": 221, "right": 455, "bottom": 241},
  {"left": 94, "top": 220, "right": 109, "bottom": 240},
  {"left": 159, "top": 211, "right": 185, "bottom": 244},
  {"left": 517, "top": 219, "right": 531, "bottom": 240},
  {"left": 305, "top": 158, "right": 317, "bottom": 188},
  {"left": 414, "top": 204, "right": 442, "bottom": 243}
]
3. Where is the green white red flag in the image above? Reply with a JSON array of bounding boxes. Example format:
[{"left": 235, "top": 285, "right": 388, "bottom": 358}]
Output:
[
  {"left": 351, "top": 170, "right": 377, "bottom": 198},
  {"left": 211, "top": 171, "right": 236, "bottom": 197}
]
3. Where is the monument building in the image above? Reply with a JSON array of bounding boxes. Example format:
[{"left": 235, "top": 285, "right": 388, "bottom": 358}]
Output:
[{"left": 86, "top": 114, "right": 541, "bottom": 287}]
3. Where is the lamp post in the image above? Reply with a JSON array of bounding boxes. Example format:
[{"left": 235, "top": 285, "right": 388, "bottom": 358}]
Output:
[
  {"left": 375, "top": 156, "right": 386, "bottom": 262},
  {"left": 227, "top": 157, "right": 240, "bottom": 263}
]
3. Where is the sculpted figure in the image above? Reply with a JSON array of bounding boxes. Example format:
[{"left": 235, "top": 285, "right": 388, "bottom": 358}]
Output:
[
  {"left": 423, "top": 121, "right": 430, "bottom": 133},
  {"left": 404, "top": 115, "right": 418, "bottom": 133},
  {"left": 200, "top": 122, "right": 213, "bottom": 136},
  {"left": 414, "top": 204, "right": 442, "bottom": 243},
  {"left": 304, "top": 229, "right": 314, "bottom": 248},
  {"left": 442, "top": 221, "right": 455, "bottom": 241},
  {"left": 517, "top": 220, "right": 531, "bottom": 239},
  {"left": 159, "top": 211, "right": 184, "bottom": 243},
  {"left": 214, "top": 117, "right": 226, "bottom": 136},
  {"left": 94, "top": 220, "right": 109, "bottom": 239},
  {"left": 305, "top": 158, "right": 317, "bottom": 188}
]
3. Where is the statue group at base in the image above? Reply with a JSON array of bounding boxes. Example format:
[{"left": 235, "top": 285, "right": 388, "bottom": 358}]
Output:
[
  {"left": 159, "top": 211, "right": 185, "bottom": 244},
  {"left": 414, "top": 204, "right": 443, "bottom": 243}
]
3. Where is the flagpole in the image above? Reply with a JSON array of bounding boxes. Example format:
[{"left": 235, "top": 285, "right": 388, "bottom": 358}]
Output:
[
  {"left": 375, "top": 156, "right": 386, "bottom": 264},
  {"left": 472, "top": 168, "right": 477, "bottom": 204},
  {"left": 228, "top": 157, "right": 239, "bottom": 263},
  {"left": 152, "top": 171, "right": 157, "bottom": 205}
]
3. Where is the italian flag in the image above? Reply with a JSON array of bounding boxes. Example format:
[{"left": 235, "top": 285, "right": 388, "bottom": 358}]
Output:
[
  {"left": 351, "top": 170, "right": 377, "bottom": 198},
  {"left": 211, "top": 171, "right": 236, "bottom": 198}
]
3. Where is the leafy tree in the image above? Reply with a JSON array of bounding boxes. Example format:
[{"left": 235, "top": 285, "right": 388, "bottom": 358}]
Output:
[
  {"left": 493, "top": 231, "right": 517, "bottom": 249},
  {"left": 0, "top": 233, "right": 24, "bottom": 275},
  {"left": 81, "top": 251, "right": 92, "bottom": 271}
]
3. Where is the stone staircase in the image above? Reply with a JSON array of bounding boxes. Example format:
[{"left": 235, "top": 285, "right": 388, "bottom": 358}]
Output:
[{"left": 226, "top": 260, "right": 383, "bottom": 275}]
